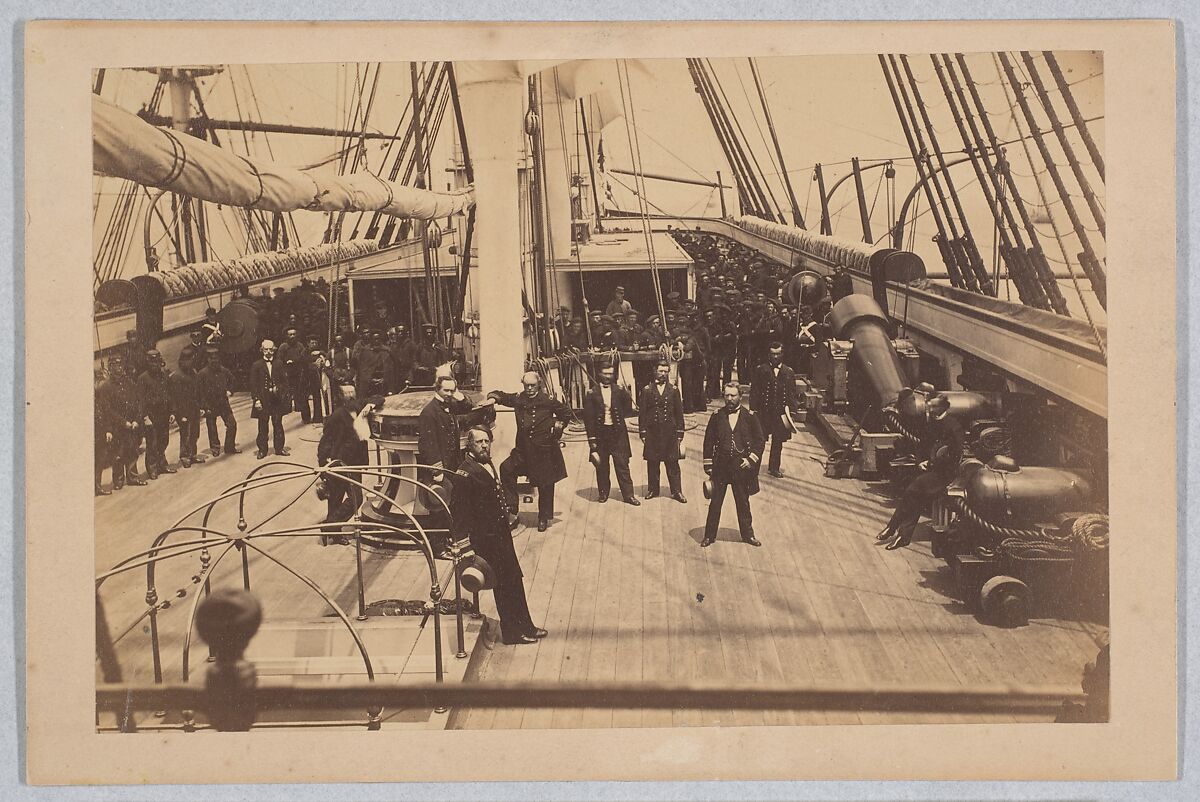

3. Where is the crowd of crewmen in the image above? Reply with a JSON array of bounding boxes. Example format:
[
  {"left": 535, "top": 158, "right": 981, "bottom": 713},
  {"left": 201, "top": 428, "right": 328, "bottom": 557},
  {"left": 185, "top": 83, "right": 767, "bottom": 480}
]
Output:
[
  {"left": 93, "top": 278, "right": 456, "bottom": 495},
  {"left": 547, "top": 230, "right": 836, "bottom": 407}
]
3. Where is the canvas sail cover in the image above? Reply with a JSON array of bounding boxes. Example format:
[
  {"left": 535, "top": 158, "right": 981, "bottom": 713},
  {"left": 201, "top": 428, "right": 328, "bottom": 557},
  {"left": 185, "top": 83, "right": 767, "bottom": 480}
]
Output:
[{"left": 92, "top": 96, "right": 475, "bottom": 220}]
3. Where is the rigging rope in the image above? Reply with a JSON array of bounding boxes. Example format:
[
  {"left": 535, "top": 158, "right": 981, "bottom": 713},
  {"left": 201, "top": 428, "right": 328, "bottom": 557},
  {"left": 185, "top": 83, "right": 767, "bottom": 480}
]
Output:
[
  {"left": 616, "top": 59, "right": 669, "bottom": 336},
  {"left": 992, "top": 52, "right": 1107, "bottom": 360}
]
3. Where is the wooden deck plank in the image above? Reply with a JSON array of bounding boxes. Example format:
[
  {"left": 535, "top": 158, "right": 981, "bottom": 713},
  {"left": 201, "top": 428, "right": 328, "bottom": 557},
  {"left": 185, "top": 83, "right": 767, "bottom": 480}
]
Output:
[{"left": 96, "top": 399, "right": 1107, "bottom": 731}]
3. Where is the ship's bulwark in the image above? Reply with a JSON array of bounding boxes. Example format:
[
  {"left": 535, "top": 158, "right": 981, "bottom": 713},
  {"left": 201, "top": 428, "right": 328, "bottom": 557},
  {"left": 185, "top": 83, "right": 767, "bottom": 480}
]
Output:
[{"left": 95, "top": 396, "right": 1104, "bottom": 728}]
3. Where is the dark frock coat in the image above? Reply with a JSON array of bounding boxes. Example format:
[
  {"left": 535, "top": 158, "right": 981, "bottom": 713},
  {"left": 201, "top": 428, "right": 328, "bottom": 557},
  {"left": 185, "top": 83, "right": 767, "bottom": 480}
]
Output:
[
  {"left": 582, "top": 383, "right": 635, "bottom": 460},
  {"left": 491, "top": 390, "right": 572, "bottom": 486},
  {"left": 750, "top": 362, "right": 799, "bottom": 439},
  {"left": 451, "top": 457, "right": 524, "bottom": 584},
  {"left": 637, "top": 381, "right": 685, "bottom": 462},
  {"left": 702, "top": 405, "right": 766, "bottom": 496}
]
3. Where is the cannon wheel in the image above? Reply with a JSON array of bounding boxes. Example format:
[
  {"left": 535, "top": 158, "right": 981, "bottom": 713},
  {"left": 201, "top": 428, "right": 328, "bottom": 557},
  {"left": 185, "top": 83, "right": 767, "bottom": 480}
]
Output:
[{"left": 980, "top": 575, "right": 1030, "bottom": 628}]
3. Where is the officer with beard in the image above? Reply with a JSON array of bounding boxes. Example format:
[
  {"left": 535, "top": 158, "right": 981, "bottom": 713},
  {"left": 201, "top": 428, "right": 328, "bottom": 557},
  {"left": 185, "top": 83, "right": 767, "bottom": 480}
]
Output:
[
  {"left": 582, "top": 363, "right": 639, "bottom": 507},
  {"left": 451, "top": 426, "right": 547, "bottom": 645},
  {"left": 750, "top": 341, "right": 800, "bottom": 478},
  {"left": 701, "top": 382, "right": 765, "bottom": 548},
  {"left": 250, "top": 339, "right": 291, "bottom": 459},
  {"left": 638, "top": 360, "right": 686, "bottom": 503},
  {"left": 489, "top": 372, "right": 572, "bottom": 532}
]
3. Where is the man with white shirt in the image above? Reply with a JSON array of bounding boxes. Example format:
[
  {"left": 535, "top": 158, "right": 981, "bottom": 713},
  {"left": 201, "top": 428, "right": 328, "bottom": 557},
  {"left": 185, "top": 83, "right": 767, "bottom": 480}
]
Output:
[
  {"left": 701, "top": 382, "right": 765, "bottom": 547},
  {"left": 249, "top": 339, "right": 292, "bottom": 459},
  {"left": 583, "top": 363, "right": 639, "bottom": 506},
  {"left": 750, "top": 341, "right": 800, "bottom": 478},
  {"left": 637, "top": 360, "right": 686, "bottom": 502}
]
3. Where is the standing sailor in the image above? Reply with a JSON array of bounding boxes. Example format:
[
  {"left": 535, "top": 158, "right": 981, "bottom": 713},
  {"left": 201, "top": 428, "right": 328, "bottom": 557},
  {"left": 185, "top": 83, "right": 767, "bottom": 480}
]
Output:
[
  {"left": 489, "top": 372, "right": 572, "bottom": 532},
  {"left": 750, "top": 341, "right": 800, "bottom": 478},
  {"left": 701, "top": 382, "right": 765, "bottom": 548},
  {"left": 582, "top": 363, "right": 640, "bottom": 507},
  {"left": 198, "top": 347, "right": 240, "bottom": 457},
  {"left": 136, "top": 349, "right": 176, "bottom": 479},
  {"left": 170, "top": 347, "right": 208, "bottom": 469},
  {"left": 638, "top": 360, "right": 687, "bottom": 503}
]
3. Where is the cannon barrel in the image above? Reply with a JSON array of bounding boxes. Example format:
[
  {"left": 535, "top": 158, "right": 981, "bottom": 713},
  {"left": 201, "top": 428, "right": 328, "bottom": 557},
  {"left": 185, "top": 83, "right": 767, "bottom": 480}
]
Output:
[
  {"left": 962, "top": 458, "right": 1092, "bottom": 525},
  {"left": 829, "top": 294, "right": 908, "bottom": 407},
  {"left": 897, "top": 389, "right": 1006, "bottom": 423}
]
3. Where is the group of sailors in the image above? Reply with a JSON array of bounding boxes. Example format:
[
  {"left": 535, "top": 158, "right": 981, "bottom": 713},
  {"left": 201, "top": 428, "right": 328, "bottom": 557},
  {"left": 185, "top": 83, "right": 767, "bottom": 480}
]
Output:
[
  {"left": 93, "top": 311, "right": 451, "bottom": 495},
  {"left": 546, "top": 231, "right": 834, "bottom": 415},
  {"left": 93, "top": 332, "right": 240, "bottom": 495}
]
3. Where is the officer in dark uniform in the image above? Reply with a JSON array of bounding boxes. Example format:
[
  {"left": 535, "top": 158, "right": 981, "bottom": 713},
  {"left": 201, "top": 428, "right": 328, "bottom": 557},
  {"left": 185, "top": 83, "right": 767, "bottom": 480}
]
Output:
[
  {"left": 750, "top": 341, "right": 800, "bottom": 477},
  {"left": 136, "top": 349, "right": 177, "bottom": 478},
  {"left": 276, "top": 327, "right": 306, "bottom": 410},
  {"left": 701, "top": 382, "right": 765, "bottom": 548},
  {"left": 170, "top": 347, "right": 208, "bottom": 468},
  {"left": 582, "top": 362, "right": 639, "bottom": 506},
  {"left": 451, "top": 426, "right": 546, "bottom": 645},
  {"left": 638, "top": 360, "right": 686, "bottom": 502},
  {"left": 417, "top": 375, "right": 475, "bottom": 519},
  {"left": 198, "top": 347, "right": 240, "bottom": 456},
  {"left": 490, "top": 372, "right": 572, "bottom": 532},
  {"left": 250, "top": 339, "right": 291, "bottom": 459},
  {"left": 97, "top": 354, "right": 149, "bottom": 488}
]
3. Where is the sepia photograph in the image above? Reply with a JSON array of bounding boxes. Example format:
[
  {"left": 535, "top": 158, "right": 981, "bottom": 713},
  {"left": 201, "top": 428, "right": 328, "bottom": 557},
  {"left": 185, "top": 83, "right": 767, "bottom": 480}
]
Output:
[{"left": 22, "top": 19, "right": 1178, "bottom": 786}]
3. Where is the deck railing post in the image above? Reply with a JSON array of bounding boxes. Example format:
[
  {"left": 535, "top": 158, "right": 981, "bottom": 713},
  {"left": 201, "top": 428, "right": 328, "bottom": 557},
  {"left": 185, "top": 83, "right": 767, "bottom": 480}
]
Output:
[{"left": 450, "top": 541, "right": 467, "bottom": 658}]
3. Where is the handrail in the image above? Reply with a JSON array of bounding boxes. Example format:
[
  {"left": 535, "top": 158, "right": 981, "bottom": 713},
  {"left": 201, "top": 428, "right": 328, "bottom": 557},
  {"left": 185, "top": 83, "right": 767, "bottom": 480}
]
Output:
[{"left": 98, "top": 679, "right": 1085, "bottom": 719}]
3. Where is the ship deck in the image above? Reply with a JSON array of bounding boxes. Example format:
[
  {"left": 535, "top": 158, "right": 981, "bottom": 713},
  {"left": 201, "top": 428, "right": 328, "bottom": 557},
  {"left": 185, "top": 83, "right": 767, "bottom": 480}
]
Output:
[{"left": 95, "top": 395, "right": 1106, "bottom": 729}]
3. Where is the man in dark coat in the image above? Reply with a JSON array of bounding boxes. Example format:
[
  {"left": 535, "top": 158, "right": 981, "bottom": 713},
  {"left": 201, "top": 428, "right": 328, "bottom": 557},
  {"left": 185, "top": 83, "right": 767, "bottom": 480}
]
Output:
[
  {"left": 701, "top": 382, "right": 765, "bottom": 547},
  {"left": 387, "top": 324, "right": 417, "bottom": 391},
  {"left": 170, "top": 347, "right": 208, "bottom": 468},
  {"left": 354, "top": 331, "right": 395, "bottom": 401},
  {"left": 198, "top": 348, "right": 240, "bottom": 457},
  {"left": 582, "top": 363, "right": 640, "bottom": 506},
  {"left": 451, "top": 426, "right": 546, "bottom": 645},
  {"left": 638, "top": 361, "right": 686, "bottom": 503},
  {"left": 295, "top": 340, "right": 326, "bottom": 425},
  {"left": 276, "top": 327, "right": 306, "bottom": 411},
  {"left": 97, "top": 355, "right": 149, "bottom": 488},
  {"left": 750, "top": 341, "right": 800, "bottom": 478},
  {"left": 136, "top": 349, "right": 177, "bottom": 478},
  {"left": 249, "top": 339, "right": 291, "bottom": 459},
  {"left": 418, "top": 376, "right": 475, "bottom": 526},
  {"left": 317, "top": 388, "right": 377, "bottom": 527},
  {"left": 490, "top": 372, "right": 572, "bottom": 532}
]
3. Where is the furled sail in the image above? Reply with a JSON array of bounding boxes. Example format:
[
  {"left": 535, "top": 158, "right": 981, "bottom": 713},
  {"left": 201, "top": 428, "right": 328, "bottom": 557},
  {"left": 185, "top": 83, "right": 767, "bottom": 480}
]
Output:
[{"left": 92, "top": 96, "right": 475, "bottom": 220}]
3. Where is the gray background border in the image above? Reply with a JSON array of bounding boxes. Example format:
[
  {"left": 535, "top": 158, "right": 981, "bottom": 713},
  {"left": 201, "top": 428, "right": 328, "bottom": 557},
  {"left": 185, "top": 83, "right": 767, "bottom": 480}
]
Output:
[{"left": 4, "top": 2, "right": 1193, "bottom": 799}]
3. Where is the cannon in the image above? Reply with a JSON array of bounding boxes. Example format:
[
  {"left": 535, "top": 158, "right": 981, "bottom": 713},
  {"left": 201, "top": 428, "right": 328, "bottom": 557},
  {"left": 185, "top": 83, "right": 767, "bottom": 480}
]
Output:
[{"left": 930, "top": 455, "right": 1104, "bottom": 627}]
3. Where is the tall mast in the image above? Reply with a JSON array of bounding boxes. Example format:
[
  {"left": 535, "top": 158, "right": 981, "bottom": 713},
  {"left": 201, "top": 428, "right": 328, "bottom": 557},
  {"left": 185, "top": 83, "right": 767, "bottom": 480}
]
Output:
[{"left": 748, "top": 58, "right": 805, "bottom": 228}]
